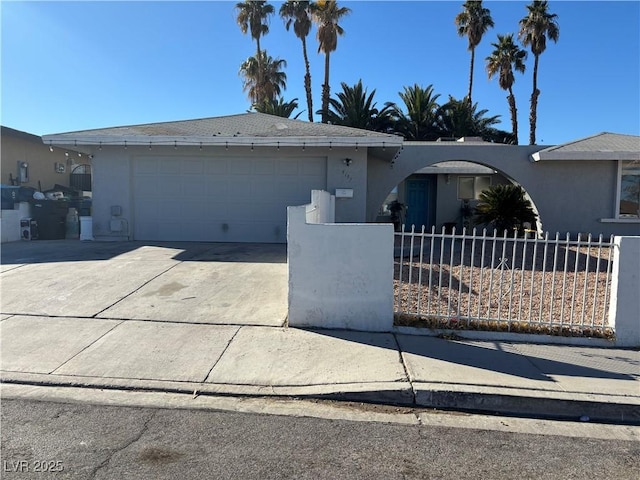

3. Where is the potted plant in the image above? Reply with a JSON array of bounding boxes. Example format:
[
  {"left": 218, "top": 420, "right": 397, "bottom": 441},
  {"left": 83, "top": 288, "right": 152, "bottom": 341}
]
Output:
[{"left": 388, "top": 200, "right": 405, "bottom": 232}]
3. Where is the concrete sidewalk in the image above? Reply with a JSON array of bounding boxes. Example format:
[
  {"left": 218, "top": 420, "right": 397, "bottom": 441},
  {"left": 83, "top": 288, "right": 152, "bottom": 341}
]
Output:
[{"left": 1, "top": 315, "right": 638, "bottom": 424}]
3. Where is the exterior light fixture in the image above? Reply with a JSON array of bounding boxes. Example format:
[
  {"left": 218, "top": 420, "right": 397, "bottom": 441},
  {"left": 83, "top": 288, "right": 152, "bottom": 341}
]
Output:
[{"left": 343, "top": 158, "right": 352, "bottom": 167}]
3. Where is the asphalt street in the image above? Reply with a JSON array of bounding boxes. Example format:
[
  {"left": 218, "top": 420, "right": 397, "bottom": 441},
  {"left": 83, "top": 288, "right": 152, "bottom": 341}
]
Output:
[{"left": 1, "top": 396, "right": 639, "bottom": 480}]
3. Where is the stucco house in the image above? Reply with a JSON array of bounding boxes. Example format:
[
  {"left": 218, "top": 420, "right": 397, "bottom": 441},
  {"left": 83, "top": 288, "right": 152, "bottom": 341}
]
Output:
[
  {"left": 43, "top": 113, "right": 402, "bottom": 242},
  {"left": 42, "top": 114, "right": 639, "bottom": 242},
  {"left": 1, "top": 126, "right": 91, "bottom": 194},
  {"left": 1, "top": 126, "right": 91, "bottom": 243}
]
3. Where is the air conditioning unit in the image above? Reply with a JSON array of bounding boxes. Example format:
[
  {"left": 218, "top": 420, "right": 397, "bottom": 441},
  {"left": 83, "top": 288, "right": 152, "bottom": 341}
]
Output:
[{"left": 20, "top": 218, "right": 38, "bottom": 241}]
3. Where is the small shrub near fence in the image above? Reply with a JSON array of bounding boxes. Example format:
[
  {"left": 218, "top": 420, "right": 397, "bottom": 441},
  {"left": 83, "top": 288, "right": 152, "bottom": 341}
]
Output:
[{"left": 394, "top": 227, "right": 614, "bottom": 338}]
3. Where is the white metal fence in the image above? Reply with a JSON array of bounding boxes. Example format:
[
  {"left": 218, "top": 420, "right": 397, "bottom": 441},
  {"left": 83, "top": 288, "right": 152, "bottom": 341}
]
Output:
[{"left": 394, "top": 227, "right": 615, "bottom": 338}]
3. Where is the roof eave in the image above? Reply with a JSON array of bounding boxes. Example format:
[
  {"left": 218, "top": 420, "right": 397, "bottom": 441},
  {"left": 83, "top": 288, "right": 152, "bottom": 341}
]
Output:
[
  {"left": 532, "top": 151, "right": 640, "bottom": 161},
  {"left": 41, "top": 134, "right": 403, "bottom": 149}
]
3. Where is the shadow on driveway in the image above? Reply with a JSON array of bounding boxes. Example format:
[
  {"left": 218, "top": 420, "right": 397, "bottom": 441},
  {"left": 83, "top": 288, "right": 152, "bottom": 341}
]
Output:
[{"left": 1, "top": 240, "right": 286, "bottom": 265}]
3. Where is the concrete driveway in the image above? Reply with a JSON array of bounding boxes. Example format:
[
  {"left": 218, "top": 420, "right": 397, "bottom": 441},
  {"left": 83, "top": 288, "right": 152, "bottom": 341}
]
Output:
[{"left": 0, "top": 240, "right": 287, "bottom": 326}]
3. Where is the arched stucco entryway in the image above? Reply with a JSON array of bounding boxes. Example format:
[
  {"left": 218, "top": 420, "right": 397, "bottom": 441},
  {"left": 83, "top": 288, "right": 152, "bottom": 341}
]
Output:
[{"left": 367, "top": 142, "right": 547, "bottom": 232}]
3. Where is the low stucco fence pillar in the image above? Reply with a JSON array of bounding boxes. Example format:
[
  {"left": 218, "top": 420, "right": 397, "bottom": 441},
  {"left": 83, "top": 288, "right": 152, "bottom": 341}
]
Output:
[
  {"left": 609, "top": 236, "right": 640, "bottom": 348},
  {"left": 287, "top": 192, "right": 394, "bottom": 332}
]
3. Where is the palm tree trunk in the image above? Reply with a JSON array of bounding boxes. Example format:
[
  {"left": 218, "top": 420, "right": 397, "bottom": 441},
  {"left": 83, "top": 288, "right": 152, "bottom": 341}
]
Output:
[
  {"left": 468, "top": 48, "right": 475, "bottom": 106},
  {"left": 256, "top": 36, "right": 263, "bottom": 105},
  {"left": 507, "top": 87, "right": 518, "bottom": 145},
  {"left": 529, "top": 54, "right": 540, "bottom": 145},
  {"left": 301, "top": 36, "right": 313, "bottom": 123},
  {"left": 321, "top": 52, "right": 331, "bottom": 123}
]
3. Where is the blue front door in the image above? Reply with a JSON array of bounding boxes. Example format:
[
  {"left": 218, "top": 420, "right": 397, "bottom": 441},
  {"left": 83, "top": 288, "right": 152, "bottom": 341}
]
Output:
[{"left": 405, "top": 178, "right": 433, "bottom": 231}]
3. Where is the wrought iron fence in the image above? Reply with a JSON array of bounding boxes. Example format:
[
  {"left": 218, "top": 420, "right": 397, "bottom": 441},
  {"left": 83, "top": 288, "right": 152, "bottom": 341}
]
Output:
[{"left": 394, "top": 227, "right": 614, "bottom": 338}]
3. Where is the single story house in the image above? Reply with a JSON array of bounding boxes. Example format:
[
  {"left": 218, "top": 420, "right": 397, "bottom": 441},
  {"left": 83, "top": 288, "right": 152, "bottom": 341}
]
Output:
[
  {"left": 42, "top": 114, "right": 639, "bottom": 242},
  {"left": 43, "top": 113, "right": 402, "bottom": 242}
]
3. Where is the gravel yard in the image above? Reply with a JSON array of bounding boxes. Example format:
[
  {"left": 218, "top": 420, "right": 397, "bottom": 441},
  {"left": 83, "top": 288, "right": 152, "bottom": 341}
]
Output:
[{"left": 393, "top": 235, "right": 614, "bottom": 338}]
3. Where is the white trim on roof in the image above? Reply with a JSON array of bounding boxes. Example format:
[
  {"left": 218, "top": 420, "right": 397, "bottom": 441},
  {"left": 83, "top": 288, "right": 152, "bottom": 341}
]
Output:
[{"left": 41, "top": 134, "right": 400, "bottom": 149}]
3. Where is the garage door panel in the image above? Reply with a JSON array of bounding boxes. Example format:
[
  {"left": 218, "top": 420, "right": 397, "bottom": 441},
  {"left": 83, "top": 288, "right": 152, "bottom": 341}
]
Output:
[
  {"left": 230, "top": 158, "right": 252, "bottom": 175},
  {"left": 182, "top": 159, "right": 204, "bottom": 174},
  {"left": 206, "top": 180, "right": 229, "bottom": 198},
  {"left": 134, "top": 156, "right": 326, "bottom": 242},
  {"left": 156, "top": 176, "right": 182, "bottom": 196},
  {"left": 254, "top": 159, "right": 275, "bottom": 175},
  {"left": 277, "top": 159, "right": 299, "bottom": 175},
  {"left": 158, "top": 159, "right": 181, "bottom": 175},
  {"left": 206, "top": 159, "right": 228, "bottom": 175},
  {"left": 134, "top": 158, "right": 158, "bottom": 174},
  {"left": 182, "top": 176, "right": 207, "bottom": 196},
  {"left": 134, "top": 177, "right": 159, "bottom": 198},
  {"left": 227, "top": 180, "right": 253, "bottom": 202},
  {"left": 136, "top": 199, "right": 159, "bottom": 221},
  {"left": 301, "top": 157, "right": 326, "bottom": 176}
]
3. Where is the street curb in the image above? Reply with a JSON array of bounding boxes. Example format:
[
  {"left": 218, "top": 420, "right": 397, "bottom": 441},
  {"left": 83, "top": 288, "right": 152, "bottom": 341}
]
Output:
[
  {"left": 2, "top": 372, "right": 639, "bottom": 425},
  {"left": 416, "top": 389, "right": 640, "bottom": 425}
]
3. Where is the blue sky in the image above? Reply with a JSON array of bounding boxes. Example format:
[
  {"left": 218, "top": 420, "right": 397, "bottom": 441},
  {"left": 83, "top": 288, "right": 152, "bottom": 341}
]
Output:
[{"left": 1, "top": 1, "right": 638, "bottom": 145}]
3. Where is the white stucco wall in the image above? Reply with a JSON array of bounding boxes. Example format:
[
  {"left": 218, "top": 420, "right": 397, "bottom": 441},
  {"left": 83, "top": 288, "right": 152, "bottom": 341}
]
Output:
[
  {"left": 608, "top": 236, "right": 640, "bottom": 347},
  {"left": 1, "top": 202, "right": 31, "bottom": 243},
  {"left": 287, "top": 194, "right": 394, "bottom": 331}
]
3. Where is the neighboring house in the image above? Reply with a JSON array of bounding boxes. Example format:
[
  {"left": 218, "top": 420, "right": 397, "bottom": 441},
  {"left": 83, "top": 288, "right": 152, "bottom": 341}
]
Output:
[
  {"left": 43, "top": 113, "right": 402, "bottom": 242},
  {"left": 43, "top": 114, "right": 639, "bottom": 242},
  {"left": 1, "top": 126, "right": 92, "bottom": 243},
  {"left": 1, "top": 126, "right": 91, "bottom": 193}
]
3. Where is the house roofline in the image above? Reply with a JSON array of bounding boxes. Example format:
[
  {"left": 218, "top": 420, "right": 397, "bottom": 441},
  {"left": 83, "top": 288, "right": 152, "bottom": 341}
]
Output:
[{"left": 41, "top": 134, "right": 402, "bottom": 149}]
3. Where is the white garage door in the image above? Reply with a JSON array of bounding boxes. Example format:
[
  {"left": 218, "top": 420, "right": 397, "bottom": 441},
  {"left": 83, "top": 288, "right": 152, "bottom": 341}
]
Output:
[{"left": 133, "top": 155, "right": 326, "bottom": 242}]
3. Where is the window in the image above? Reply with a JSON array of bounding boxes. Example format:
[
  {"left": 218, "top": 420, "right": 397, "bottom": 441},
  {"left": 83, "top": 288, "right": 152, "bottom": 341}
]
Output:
[
  {"left": 458, "top": 176, "right": 491, "bottom": 200},
  {"left": 619, "top": 160, "right": 640, "bottom": 218}
]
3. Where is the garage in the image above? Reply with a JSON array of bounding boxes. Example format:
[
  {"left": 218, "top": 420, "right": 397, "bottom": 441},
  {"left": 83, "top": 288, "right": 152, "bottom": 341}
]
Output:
[
  {"left": 132, "top": 155, "right": 327, "bottom": 242},
  {"left": 42, "top": 112, "right": 403, "bottom": 242}
]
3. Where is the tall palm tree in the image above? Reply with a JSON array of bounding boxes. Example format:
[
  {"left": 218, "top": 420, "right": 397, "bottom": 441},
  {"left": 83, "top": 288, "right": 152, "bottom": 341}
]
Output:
[
  {"left": 280, "top": 1, "right": 315, "bottom": 122},
  {"left": 254, "top": 97, "right": 302, "bottom": 119},
  {"left": 388, "top": 84, "right": 443, "bottom": 141},
  {"left": 239, "top": 51, "right": 287, "bottom": 106},
  {"left": 236, "top": 1, "right": 275, "bottom": 105},
  {"left": 325, "top": 79, "right": 393, "bottom": 132},
  {"left": 455, "top": 1, "right": 494, "bottom": 106},
  {"left": 486, "top": 33, "right": 527, "bottom": 144},
  {"left": 518, "top": 0, "right": 559, "bottom": 145},
  {"left": 312, "top": 0, "right": 351, "bottom": 123}
]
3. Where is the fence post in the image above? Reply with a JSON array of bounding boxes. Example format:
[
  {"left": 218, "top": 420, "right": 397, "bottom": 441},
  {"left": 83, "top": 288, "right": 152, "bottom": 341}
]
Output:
[{"left": 609, "top": 236, "right": 640, "bottom": 348}]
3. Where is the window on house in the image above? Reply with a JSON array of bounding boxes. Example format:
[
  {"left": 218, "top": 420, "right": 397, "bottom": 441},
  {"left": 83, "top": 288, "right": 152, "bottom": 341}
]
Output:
[
  {"left": 619, "top": 160, "right": 640, "bottom": 218},
  {"left": 458, "top": 176, "right": 491, "bottom": 200}
]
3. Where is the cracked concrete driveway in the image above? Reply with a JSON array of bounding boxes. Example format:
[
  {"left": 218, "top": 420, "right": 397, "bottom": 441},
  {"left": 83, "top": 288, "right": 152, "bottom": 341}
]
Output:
[{"left": 0, "top": 240, "right": 287, "bottom": 326}]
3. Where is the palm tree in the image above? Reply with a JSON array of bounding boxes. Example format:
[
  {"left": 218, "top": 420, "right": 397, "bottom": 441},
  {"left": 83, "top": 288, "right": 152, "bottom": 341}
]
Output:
[
  {"left": 280, "top": 1, "right": 315, "bottom": 122},
  {"left": 312, "top": 0, "right": 351, "bottom": 123},
  {"left": 486, "top": 34, "right": 527, "bottom": 144},
  {"left": 438, "top": 95, "right": 504, "bottom": 141},
  {"left": 239, "top": 51, "right": 287, "bottom": 106},
  {"left": 455, "top": 1, "right": 494, "bottom": 106},
  {"left": 236, "top": 1, "right": 275, "bottom": 105},
  {"left": 325, "top": 80, "right": 393, "bottom": 132},
  {"left": 475, "top": 184, "right": 537, "bottom": 235},
  {"left": 388, "top": 84, "right": 443, "bottom": 141},
  {"left": 254, "top": 97, "right": 302, "bottom": 119},
  {"left": 518, "top": 0, "right": 559, "bottom": 145}
]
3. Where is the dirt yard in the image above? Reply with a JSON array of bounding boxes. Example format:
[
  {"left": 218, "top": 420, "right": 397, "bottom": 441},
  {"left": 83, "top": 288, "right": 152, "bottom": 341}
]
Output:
[{"left": 393, "top": 238, "right": 614, "bottom": 338}]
